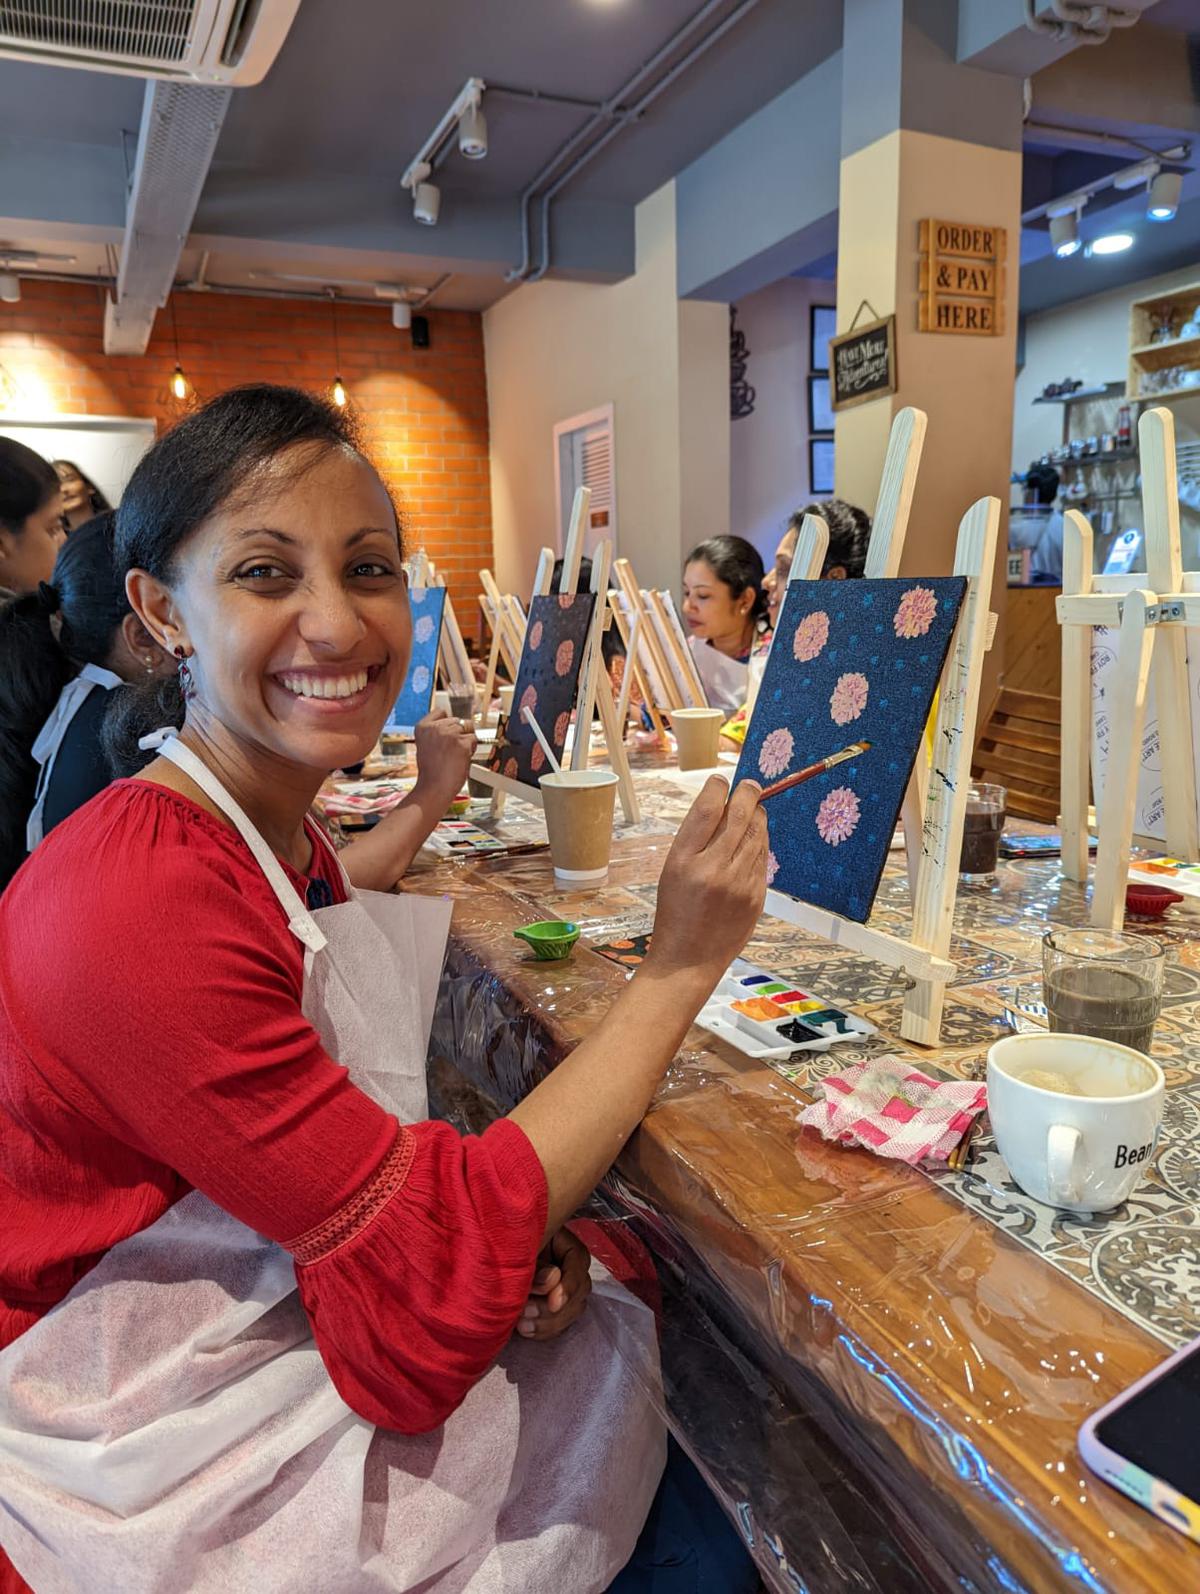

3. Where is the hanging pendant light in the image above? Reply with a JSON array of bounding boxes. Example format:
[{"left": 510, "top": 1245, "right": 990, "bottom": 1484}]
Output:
[
  {"left": 169, "top": 297, "right": 189, "bottom": 400},
  {"left": 329, "top": 290, "right": 347, "bottom": 406}
]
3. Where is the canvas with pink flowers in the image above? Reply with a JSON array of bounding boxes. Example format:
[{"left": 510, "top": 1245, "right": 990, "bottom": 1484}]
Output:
[
  {"left": 488, "top": 590, "right": 597, "bottom": 786},
  {"left": 735, "top": 576, "right": 968, "bottom": 921},
  {"left": 387, "top": 586, "right": 447, "bottom": 734}
]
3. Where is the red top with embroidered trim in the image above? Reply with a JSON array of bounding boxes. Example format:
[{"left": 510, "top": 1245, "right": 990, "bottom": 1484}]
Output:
[{"left": 0, "top": 780, "right": 548, "bottom": 1431}]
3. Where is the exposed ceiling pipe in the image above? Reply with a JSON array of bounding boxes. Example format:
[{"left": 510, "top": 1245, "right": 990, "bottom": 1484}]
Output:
[
  {"left": 0, "top": 267, "right": 454, "bottom": 314},
  {"left": 1024, "top": 120, "right": 1189, "bottom": 163},
  {"left": 506, "top": 0, "right": 746, "bottom": 283},
  {"left": 526, "top": 0, "right": 766, "bottom": 283}
]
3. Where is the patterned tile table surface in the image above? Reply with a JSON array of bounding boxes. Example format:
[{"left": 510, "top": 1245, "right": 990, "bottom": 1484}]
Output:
[{"left": 378, "top": 745, "right": 1200, "bottom": 1590}]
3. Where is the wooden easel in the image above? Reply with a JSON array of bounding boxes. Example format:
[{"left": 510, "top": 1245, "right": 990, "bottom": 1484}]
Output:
[
  {"left": 479, "top": 554, "right": 553, "bottom": 711},
  {"left": 1058, "top": 406, "right": 1200, "bottom": 928},
  {"left": 762, "top": 491, "right": 1000, "bottom": 1045},
  {"left": 410, "top": 551, "right": 474, "bottom": 689},
  {"left": 610, "top": 559, "right": 708, "bottom": 717},
  {"left": 468, "top": 487, "right": 641, "bottom": 824}
]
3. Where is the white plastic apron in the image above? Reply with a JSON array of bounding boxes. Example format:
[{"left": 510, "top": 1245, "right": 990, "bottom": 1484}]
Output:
[
  {"left": 0, "top": 736, "right": 665, "bottom": 1594},
  {"left": 25, "top": 662, "right": 122, "bottom": 850},
  {"left": 687, "top": 635, "right": 750, "bottom": 716}
]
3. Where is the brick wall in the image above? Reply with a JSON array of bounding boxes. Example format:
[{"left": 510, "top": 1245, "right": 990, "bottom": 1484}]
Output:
[{"left": 0, "top": 280, "right": 492, "bottom": 638}]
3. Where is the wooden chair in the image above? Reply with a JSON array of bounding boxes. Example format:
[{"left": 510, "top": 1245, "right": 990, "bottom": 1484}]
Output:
[{"left": 972, "top": 689, "right": 1062, "bottom": 823}]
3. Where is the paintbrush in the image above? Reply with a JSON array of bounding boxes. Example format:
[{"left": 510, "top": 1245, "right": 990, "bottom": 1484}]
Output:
[{"left": 758, "top": 740, "right": 871, "bottom": 803}]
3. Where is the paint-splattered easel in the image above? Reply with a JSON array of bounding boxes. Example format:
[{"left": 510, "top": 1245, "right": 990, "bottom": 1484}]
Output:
[
  {"left": 1058, "top": 406, "right": 1200, "bottom": 928},
  {"left": 467, "top": 487, "right": 641, "bottom": 824},
  {"left": 760, "top": 408, "right": 1000, "bottom": 1046}
]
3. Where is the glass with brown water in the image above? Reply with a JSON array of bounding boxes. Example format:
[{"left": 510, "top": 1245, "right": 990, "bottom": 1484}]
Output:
[
  {"left": 1042, "top": 929, "right": 1165, "bottom": 1054},
  {"left": 959, "top": 782, "right": 1006, "bottom": 879}
]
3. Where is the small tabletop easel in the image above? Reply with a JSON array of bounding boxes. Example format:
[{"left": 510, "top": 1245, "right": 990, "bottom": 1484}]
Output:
[
  {"left": 608, "top": 559, "right": 708, "bottom": 726},
  {"left": 1058, "top": 406, "right": 1200, "bottom": 928},
  {"left": 763, "top": 490, "right": 1000, "bottom": 1046},
  {"left": 468, "top": 487, "right": 641, "bottom": 824},
  {"left": 410, "top": 550, "right": 474, "bottom": 690},
  {"left": 479, "top": 555, "right": 553, "bottom": 710}
]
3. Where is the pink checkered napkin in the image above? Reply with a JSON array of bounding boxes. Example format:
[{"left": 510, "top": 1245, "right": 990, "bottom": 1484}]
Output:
[{"left": 798, "top": 1057, "right": 987, "bottom": 1166}]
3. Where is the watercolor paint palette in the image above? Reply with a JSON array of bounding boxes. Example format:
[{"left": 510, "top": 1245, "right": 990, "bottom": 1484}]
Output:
[
  {"left": 1129, "top": 858, "right": 1200, "bottom": 901},
  {"left": 694, "top": 957, "right": 876, "bottom": 1059},
  {"left": 423, "top": 820, "right": 508, "bottom": 857}
]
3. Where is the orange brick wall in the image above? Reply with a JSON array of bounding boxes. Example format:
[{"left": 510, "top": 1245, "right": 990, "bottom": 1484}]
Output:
[{"left": 0, "top": 280, "right": 492, "bottom": 638}]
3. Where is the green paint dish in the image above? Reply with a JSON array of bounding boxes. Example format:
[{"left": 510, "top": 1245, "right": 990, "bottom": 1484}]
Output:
[{"left": 513, "top": 920, "right": 580, "bottom": 960}]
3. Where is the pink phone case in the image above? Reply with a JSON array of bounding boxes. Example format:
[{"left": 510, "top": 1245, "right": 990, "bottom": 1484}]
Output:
[{"left": 1078, "top": 1333, "right": 1200, "bottom": 1542}]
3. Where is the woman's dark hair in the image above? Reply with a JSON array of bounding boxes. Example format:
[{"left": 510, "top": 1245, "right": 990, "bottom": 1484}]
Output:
[
  {"left": 684, "top": 535, "right": 768, "bottom": 626},
  {"left": 54, "top": 459, "right": 112, "bottom": 517},
  {"left": 788, "top": 499, "right": 871, "bottom": 580},
  {"left": 0, "top": 436, "right": 60, "bottom": 538},
  {"left": 0, "top": 511, "right": 129, "bottom": 888},
  {"left": 104, "top": 383, "right": 393, "bottom": 776}
]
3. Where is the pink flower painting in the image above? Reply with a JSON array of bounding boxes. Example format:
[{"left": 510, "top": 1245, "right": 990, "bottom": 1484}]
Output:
[
  {"left": 893, "top": 585, "right": 938, "bottom": 639},
  {"left": 530, "top": 742, "right": 546, "bottom": 773},
  {"left": 519, "top": 684, "right": 538, "bottom": 718},
  {"left": 793, "top": 609, "right": 830, "bottom": 663},
  {"left": 528, "top": 619, "right": 544, "bottom": 651},
  {"left": 504, "top": 757, "right": 518, "bottom": 779},
  {"left": 413, "top": 614, "right": 435, "bottom": 645},
  {"left": 558, "top": 594, "right": 575, "bottom": 610},
  {"left": 829, "top": 671, "right": 869, "bottom": 726},
  {"left": 815, "top": 786, "right": 861, "bottom": 846},
  {"left": 766, "top": 850, "right": 780, "bottom": 886},
  {"left": 555, "top": 639, "right": 575, "bottom": 677},
  {"left": 555, "top": 710, "right": 570, "bottom": 745},
  {"left": 411, "top": 665, "right": 430, "bottom": 696},
  {"left": 758, "top": 726, "right": 794, "bottom": 781}
]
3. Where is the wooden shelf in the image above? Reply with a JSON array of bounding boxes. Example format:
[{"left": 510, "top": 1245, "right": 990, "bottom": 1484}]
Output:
[
  {"left": 1130, "top": 334, "right": 1200, "bottom": 372},
  {"left": 1031, "top": 383, "right": 1124, "bottom": 405},
  {"left": 1132, "top": 384, "right": 1200, "bottom": 403}
]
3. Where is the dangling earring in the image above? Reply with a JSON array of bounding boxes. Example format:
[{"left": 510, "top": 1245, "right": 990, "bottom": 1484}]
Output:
[{"left": 173, "top": 645, "right": 194, "bottom": 700}]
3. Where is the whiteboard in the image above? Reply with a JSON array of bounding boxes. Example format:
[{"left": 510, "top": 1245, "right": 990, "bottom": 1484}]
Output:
[{"left": 0, "top": 414, "right": 155, "bottom": 509}]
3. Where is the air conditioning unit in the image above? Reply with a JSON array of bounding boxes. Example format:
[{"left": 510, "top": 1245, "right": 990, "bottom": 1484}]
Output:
[{"left": 0, "top": 0, "right": 302, "bottom": 86}]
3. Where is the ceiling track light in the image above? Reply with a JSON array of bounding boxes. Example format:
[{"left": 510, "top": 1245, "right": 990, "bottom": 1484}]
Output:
[
  {"left": 0, "top": 271, "right": 20, "bottom": 303},
  {"left": 400, "top": 76, "right": 487, "bottom": 227},
  {"left": 1049, "top": 210, "right": 1082, "bottom": 258},
  {"left": 1148, "top": 169, "right": 1182, "bottom": 222},
  {"left": 392, "top": 301, "right": 412, "bottom": 330}
]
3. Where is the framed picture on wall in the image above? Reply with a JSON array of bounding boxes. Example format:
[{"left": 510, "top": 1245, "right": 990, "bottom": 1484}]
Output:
[
  {"left": 810, "top": 305, "right": 836, "bottom": 374},
  {"left": 809, "top": 437, "right": 835, "bottom": 496},
  {"left": 807, "top": 375, "right": 834, "bottom": 434}
]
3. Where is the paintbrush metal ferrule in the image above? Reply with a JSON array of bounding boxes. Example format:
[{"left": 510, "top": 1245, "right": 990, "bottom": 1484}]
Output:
[{"left": 758, "top": 740, "right": 871, "bottom": 802}]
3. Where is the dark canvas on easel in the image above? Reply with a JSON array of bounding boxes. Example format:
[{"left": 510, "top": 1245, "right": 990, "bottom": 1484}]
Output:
[
  {"left": 387, "top": 587, "right": 446, "bottom": 733},
  {"left": 488, "top": 591, "right": 596, "bottom": 786},
  {"left": 735, "top": 576, "right": 968, "bottom": 921}
]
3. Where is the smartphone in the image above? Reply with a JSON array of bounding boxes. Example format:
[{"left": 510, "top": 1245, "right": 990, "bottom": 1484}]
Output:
[{"left": 1079, "top": 1334, "right": 1200, "bottom": 1541}]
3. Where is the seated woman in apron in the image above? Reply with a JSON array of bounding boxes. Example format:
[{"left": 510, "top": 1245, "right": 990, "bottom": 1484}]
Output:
[
  {"left": 0, "top": 385, "right": 768, "bottom": 1594},
  {"left": 0, "top": 512, "right": 175, "bottom": 891},
  {"left": 681, "top": 535, "right": 770, "bottom": 716}
]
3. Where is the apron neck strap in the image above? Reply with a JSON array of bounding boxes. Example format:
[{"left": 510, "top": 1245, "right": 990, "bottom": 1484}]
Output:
[{"left": 153, "top": 734, "right": 328, "bottom": 955}]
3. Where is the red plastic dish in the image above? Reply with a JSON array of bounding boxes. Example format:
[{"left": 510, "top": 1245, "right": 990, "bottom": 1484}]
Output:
[{"left": 1125, "top": 883, "right": 1185, "bottom": 918}]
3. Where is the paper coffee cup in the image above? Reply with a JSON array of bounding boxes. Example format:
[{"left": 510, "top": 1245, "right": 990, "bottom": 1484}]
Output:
[
  {"left": 670, "top": 707, "right": 725, "bottom": 771},
  {"left": 538, "top": 770, "right": 618, "bottom": 884},
  {"left": 432, "top": 691, "right": 451, "bottom": 717},
  {"left": 987, "top": 1032, "right": 1165, "bottom": 1212}
]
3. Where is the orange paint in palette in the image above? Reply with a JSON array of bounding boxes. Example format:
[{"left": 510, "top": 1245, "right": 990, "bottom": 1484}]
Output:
[{"left": 730, "top": 996, "right": 790, "bottom": 1022}]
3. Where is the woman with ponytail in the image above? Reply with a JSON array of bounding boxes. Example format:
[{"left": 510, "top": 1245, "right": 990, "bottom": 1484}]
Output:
[
  {"left": 0, "top": 512, "right": 171, "bottom": 888},
  {"left": 680, "top": 534, "right": 770, "bottom": 714}
]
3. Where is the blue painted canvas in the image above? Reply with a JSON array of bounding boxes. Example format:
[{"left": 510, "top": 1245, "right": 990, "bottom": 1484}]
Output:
[
  {"left": 734, "top": 576, "right": 968, "bottom": 922},
  {"left": 488, "top": 590, "right": 596, "bottom": 787},
  {"left": 387, "top": 586, "right": 446, "bottom": 733}
]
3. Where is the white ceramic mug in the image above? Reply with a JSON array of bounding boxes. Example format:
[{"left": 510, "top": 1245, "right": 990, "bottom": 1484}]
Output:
[{"left": 987, "top": 1032, "right": 1165, "bottom": 1213}]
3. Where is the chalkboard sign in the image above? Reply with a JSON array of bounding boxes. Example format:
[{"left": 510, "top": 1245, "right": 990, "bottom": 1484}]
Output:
[{"left": 829, "top": 314, "right": 897, "bottom": 412}]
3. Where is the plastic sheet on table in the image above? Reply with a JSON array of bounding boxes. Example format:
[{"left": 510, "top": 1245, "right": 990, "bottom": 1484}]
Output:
[{"left": 414, "top": 831, "right": 1197, "bottom": 1594}]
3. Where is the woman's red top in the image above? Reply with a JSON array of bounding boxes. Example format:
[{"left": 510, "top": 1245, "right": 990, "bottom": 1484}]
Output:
[{"left": 0, "top": 780, "right": 549, "bottom": 1430}]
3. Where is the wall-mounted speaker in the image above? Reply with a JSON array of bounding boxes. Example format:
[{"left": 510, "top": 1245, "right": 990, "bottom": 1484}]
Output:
[{"left": 411, "top": 315, "right": 430, "bottom": 349}]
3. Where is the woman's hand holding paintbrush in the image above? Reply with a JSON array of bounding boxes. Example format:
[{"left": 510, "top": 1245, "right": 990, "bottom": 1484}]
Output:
[{"left": 757, "top": 740, "right": 870, "bottom": 803}]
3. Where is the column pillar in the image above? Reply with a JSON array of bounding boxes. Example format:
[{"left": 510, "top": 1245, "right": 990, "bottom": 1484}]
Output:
[{"left": 836, "top": 0, "right": 1025, "bottom": 697}]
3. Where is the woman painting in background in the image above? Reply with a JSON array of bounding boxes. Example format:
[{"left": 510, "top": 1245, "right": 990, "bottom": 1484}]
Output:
[
  {"left": 721, "top": 499, "right": 872, "bottom": 750},
  {"left": 53, "top": 459, "right": 113, "bottom": 533},
  {"left": 681, "top": 535, "right": 769, "bottom": 714},
  {"left": 0, "top": 512, "right": 174, "bottom": 890},
  {"left": 0, "top": 437, "right": 64, "bottom": 596}
]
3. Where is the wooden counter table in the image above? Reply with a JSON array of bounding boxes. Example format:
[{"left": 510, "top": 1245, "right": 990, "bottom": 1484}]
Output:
[{"left": 379, "top": 756, "right": 1200, "bottom": 1593}]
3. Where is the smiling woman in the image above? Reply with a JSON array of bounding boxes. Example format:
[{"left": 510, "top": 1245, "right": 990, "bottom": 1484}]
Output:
[{"left": 0, "top": 386, "right": 767, "bottom": 1592}]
